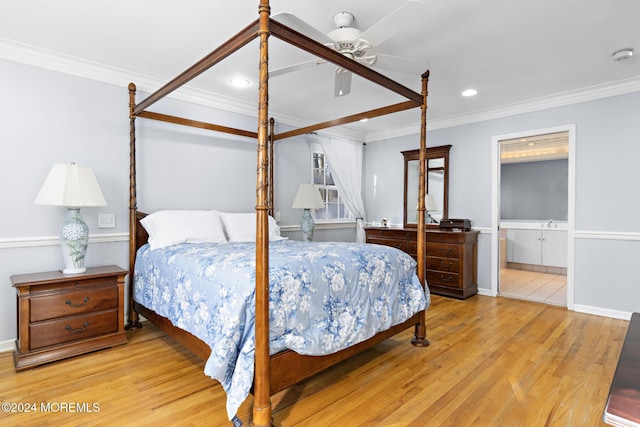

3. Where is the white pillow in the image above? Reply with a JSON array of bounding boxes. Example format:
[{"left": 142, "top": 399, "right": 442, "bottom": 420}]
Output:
[
  {"left": 219, "top": 212, "right": 287, "bottom": 242},
  {"left": 140, "top": 210, "right": 227, "bottom": 250}
]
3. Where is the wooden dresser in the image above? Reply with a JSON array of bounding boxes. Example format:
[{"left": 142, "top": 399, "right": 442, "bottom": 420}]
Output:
[
  {"left": 11, "top": 265, "right": 128, "bottom": 370},
  {"left": 365, "top": 227, "right": 479, "bottom": 299}
]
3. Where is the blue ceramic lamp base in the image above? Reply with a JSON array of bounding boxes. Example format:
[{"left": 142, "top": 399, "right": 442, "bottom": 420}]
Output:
[
  {"left": 300, "top": 208, "right": 315, "bottom": 242},
  {"left": 60, "top": 208, "right": 89, "bottom": 274}
]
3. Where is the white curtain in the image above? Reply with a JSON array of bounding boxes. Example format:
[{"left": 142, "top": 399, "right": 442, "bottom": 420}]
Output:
[{"left": 318, "top": 135, "right": 367, "bottom": 243}]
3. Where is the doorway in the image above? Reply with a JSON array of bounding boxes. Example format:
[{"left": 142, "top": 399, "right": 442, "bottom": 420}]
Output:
[{"left": 490, "top": 125, "right": 575, "bottom": 310}]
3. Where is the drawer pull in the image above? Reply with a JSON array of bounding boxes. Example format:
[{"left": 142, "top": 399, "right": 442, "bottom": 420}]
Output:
[
  {"left": 441, "top": 249, "right": 453, "bottom": 254},
  {"left": 65, "top": 296, "right": 90, "bottom": 308},
  {"left": 65, "top": 322, "right": 89, "bottom": 334},
  {"left": 440, "top": 261, "right": 453, "bottom": 268},
  {"left": 440, "top": 275, "right": 453, "bottom": 282}
]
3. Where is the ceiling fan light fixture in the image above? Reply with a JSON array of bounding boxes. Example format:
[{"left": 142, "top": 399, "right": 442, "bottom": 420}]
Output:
[
  {"left": 328, "top": 27, "right": 363, "bottom": 45},
  {"left": 612, "top": 48, "right": 634, "bottom": 61},
  {"left": 334, "top": 68, "right": 352, "bottom": 97}
]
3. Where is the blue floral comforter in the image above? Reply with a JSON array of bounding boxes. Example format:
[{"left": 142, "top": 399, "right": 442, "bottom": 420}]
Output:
[{"left": 133, "top": 240, "right": 429, "bottom": 419}]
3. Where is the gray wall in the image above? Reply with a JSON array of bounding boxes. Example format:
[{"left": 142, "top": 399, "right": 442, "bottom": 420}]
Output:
[
  {"left": 500, "top": 159, "right": 568, "bottom": 220},
  {"left": 365, "top": 92, "right": 640, "bottom": 316}
]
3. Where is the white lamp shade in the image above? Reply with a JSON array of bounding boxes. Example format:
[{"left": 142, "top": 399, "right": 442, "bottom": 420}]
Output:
[
  {"left": 292, "top": 184, "right": 325, "bottom": 209},
  {"left": 35, "top": 163, "right": 107, "bottom": 208},
  {"left": 425, "top": 194, "right": 439, "bottom": 211}
]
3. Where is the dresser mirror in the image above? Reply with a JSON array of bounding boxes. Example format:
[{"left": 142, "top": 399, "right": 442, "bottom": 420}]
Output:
[{"left": 403, "top": 145, "right": 451, "bottom": 228}]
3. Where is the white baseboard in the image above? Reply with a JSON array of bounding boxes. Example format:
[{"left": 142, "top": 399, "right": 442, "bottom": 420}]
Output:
[
  {"left": 573, "top": 304, "right": 632, "bottom": 320},
  {"left": 478, "top": 291, "right": 632, "bottom": 321},
  {"left": 0, "top": 339, "right": 14, "bottom": 354},
  {"left": 477, "top": 287, "right": 495, "bottom": 297}
]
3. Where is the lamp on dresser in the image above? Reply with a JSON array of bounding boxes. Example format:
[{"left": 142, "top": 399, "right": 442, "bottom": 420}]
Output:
[
  {"left": 34, "top": 163, "right": 107, "bottom": 274},
  {"left": 292, "top": 183, "right": 325, "bottom": 242}
]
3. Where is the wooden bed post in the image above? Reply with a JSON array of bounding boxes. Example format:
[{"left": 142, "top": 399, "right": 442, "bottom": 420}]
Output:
[
  {"left": 253, "top": 1, "right": 272, "bottom": 426},
  {"left": 412, "top": 70, "right": 430, "bottom": 347},
  {"left": 268, "top": 117, "right": 275, "bottom": 217},
  {"left": 126, "top": 82, "right": 142, "bottom": 330}
]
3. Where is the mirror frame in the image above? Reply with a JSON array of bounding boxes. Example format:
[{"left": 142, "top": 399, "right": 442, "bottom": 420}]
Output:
[{"left": 402, "top": 145, "right": 451, "bottom": 228}]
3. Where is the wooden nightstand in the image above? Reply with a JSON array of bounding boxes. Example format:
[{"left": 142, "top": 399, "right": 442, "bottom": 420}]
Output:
[{"left": 11, "top": 265, "right": 128, "bottom": 370}]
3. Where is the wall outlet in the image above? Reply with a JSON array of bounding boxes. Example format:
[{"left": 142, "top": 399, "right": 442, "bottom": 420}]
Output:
[
  {"left": 97, "top": 213, "right": 115, "bottom": 228},
  {"left": 274, "top": 211, "right": 281, "bottom": 222}
]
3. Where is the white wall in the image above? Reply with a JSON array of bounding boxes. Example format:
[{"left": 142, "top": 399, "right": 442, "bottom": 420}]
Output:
[{"left": 365, "top": 91, "right": 640, "bottom": 316}]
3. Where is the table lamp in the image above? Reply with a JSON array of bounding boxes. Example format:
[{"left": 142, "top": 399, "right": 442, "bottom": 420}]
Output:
[
  {"left": 34, "top": 163, "right": 107, "bottom": 274},
  {"left": 291, "top": 184, "right": 325, "bottom": 241}
]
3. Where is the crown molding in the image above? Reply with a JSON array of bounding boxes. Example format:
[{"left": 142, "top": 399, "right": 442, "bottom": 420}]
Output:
[
  {"left": 3, "top": 38, "right": 639, "bottom": 144},
  {"left": 365, "top": 76, "right": 640, "bottom": 142}
]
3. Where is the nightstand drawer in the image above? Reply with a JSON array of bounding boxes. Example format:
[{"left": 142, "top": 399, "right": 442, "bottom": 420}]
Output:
[
  {"left": 29, "top": 276, "right": 118, "bottom": 294},
  {"left": 30, "top": 310, "right": 119, "bottom": 350},
  {"left": 30, "top": 286, "right": 118, "bottom": 322}
]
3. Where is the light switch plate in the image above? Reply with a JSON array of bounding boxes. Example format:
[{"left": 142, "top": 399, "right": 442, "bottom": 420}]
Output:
[{"left": 98, "top": 213, "right": 115, "bottom": 228}]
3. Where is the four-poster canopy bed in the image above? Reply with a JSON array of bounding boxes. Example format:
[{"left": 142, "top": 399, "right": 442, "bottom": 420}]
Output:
[{"left": 126, "top": 1, "right": 431, "bottom": 425}]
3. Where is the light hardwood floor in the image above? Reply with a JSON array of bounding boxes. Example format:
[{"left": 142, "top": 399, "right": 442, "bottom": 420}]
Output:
[{"left": 0, "top": 295, "right": 628, "bottom": 426}]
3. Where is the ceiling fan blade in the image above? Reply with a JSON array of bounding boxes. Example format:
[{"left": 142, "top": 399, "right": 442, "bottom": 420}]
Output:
[
  {"left": 272, "top": 12, "right": 333, "bottom": 44},
  {"left": 359, "top": 0, "right": 426, "bottom": 47},
  {"left": 270, "top": 59, "right": 327, "bottom": 78},
  {"left": 334, "top": 69, "right": 352, "bottom": 97},
  {"left": 374, "top": 53, "right": 429, "bottom": 74}
]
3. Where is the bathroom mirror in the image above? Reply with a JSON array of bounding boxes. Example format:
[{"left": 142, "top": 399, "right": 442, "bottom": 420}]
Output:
[{"left": 403, "top": 145, "right": 451, "bottom": 228}]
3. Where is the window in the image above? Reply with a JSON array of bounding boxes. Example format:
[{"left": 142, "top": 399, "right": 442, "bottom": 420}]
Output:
[{"left": 312, "top": 148, "right": 353, "bottom": 222}]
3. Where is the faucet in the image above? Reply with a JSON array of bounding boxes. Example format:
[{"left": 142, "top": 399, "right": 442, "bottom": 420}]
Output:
[{"left": 548, "top": 219, "right": 553, "bottom": 228}]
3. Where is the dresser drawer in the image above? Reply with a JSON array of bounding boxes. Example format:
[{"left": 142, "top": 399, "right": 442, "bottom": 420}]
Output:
[
  {"left": 426, "top": 242, "right": 460, "bottom": 259},
  {"left": 30, "top": 286, "right": 118, "bottom": 322},
  {"left": 427, "top": 270, "right": 461, "bottom": 289},
  {"left": 405, "top": 240, "right": 417, "bottom": 257},
  {"left": 29, "top": 310, "right": 119, "bottom": 350},
  {"left": 367, "top": 236, "right": 408, "bottom": 251},
  {"left": 426, "top": 256, "right": 460, "bottom": 273},
  {"left": 366, "top": 228, "right": 416, "bottom": 240},
  {"left": 369, "top": 238, "right": 419, "bottom": 259}
]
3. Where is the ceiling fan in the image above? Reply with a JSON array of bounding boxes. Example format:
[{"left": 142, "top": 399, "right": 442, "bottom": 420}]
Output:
[{"left": 272, "top": 0, "right": 426, "bottom": 97}]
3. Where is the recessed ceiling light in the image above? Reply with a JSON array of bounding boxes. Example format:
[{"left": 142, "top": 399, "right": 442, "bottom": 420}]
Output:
[
  {"left": 461, "top": 88, "right": 478, "bottom": 97},
  {"left": 612, "top": 48, "right": 634, "bottom": 61},
  {"left": 359, "top": 118, "right": 369, "bottom": 122},
  {"left": 229, "top": 77, "right": 250, "bottom": 88}
]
